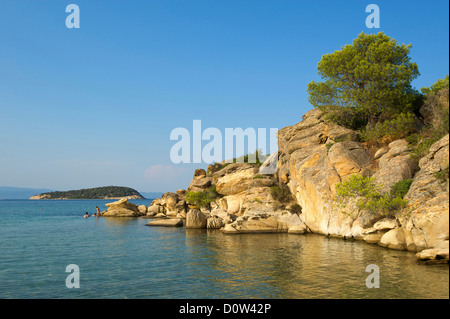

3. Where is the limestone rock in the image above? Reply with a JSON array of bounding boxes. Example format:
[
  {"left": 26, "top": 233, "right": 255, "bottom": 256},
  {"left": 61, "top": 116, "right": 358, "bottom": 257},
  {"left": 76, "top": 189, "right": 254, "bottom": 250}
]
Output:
[
  {"left": 207, "top": 216, "right": 225, "bottom": 229},
  {"left": 379, "top": 228, "right": 407, "bottom": 250},
  {"left": 373, "top": 218, "right": 398, "bottom": 231},
  {"left": 288, "top": 223, "right": 308, "bottom": 234},
  {"left": 212, "top": 163, "right": 255, "bottom": 185},
  {"left": 416, "top": 241, "right": 449, "bottom": 264},
  {"left": 147, "top": 204, "right": 164, "bottom": 215},
  {"left": 138, "top": 205, "right": 148, "bottom": 214},
  {"left": 327, "top": 141, "right": 372, "bottom": 179},
  {"left": 215, "top": 167, "right": 257, "bottom": 195},
  {"left": 363, "top": 232, "right": 384, "bottom": 244},
  {"left": 222, "top": 216, "right": 288, "bottom": 234},
  {"left": 188, "top": 177, "right": 212, "bottom": 192},
  {"left": 207, "top": 163, "right": 223, "bottom": 174},
  {"left": 403, "top": 134, "right": 449, "bottom": 251},
  {"left": 102, "top": 199, "right": 144, "bottom": 217},
  {"left": 186, "top": 209, "right": 207, "bottom": 229},
  {"left": 372, "top": 139, "right": 415, "bottom": 192}
]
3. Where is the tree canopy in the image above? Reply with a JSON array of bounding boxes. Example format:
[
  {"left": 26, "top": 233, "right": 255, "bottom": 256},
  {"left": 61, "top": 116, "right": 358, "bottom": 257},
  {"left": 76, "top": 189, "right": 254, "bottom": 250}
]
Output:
[{"left": 307, "top": 32, "right": 420, "bottom": 129}]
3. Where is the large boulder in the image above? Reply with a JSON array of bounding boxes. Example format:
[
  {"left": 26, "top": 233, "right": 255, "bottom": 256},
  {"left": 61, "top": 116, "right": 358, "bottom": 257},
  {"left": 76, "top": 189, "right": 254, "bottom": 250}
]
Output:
[
  {"left": 378, "top": 228, "right": 407, "bottom": 250},
  {"left": 102, "top": 199, "right": 144, "bottom": 217},
  {"left": 185, "top": 209, "right": 207, "bottom": 229}
]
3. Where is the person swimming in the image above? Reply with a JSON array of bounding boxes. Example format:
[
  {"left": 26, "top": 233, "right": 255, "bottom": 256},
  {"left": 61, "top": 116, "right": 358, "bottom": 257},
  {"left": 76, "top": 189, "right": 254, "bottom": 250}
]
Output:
[{"left": 83, "top": 212, "right": 89, "bottom": 218}]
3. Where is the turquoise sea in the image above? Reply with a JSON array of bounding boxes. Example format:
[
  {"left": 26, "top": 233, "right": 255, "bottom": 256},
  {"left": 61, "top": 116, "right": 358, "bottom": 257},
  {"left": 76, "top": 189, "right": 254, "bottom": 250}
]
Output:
[{"left": 0, "top": 199, "right": 448, "bottom": 299}]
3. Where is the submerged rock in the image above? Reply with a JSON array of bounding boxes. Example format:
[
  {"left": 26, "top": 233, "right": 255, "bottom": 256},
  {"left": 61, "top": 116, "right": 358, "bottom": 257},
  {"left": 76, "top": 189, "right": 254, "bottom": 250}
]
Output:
[
  {"left": 222, "top": 216, "right": 288, "bottom": 234},
  {"left": 146, "top": 218, "right": 184, "bottom": 227}
]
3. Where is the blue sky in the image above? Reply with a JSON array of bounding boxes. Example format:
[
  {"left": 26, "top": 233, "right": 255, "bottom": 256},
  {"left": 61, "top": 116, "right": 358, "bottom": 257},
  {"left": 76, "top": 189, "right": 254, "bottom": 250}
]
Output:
[{"left": 0, "top": 0, "right": 448, "bottom": 193}]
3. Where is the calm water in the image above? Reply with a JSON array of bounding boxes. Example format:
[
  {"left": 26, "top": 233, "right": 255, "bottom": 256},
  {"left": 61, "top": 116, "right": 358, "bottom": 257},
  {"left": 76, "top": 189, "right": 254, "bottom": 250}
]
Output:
[{"left": 0, "top": 199, "right": 448, "bottom": 299}]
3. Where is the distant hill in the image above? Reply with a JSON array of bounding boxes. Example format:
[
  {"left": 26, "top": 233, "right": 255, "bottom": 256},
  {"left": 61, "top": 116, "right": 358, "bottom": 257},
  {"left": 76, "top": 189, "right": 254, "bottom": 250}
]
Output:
[
  {"left": 0, "top": 187, "right": 53, "bottom": 200},
  {"left": 29, "top": 186, "right": 145, "bottom": 200},
  {"left": 140, "top": 192, "right": 164, "bottom": 200}
]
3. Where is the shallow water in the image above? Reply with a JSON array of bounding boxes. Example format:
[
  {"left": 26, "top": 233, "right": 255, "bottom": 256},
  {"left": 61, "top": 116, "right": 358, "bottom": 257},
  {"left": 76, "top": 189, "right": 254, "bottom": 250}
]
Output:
[{"left": 0, "top": 200, "right": 448, "bottom": 299}]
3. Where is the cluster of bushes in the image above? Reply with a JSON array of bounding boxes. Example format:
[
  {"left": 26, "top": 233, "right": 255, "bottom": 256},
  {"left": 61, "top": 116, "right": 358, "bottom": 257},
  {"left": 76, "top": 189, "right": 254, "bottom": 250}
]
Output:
[
  {"left": 231, "top": 149, "right": 265, "bottom": 166},
  {"left": 270, "top": 184, "right": 293, "bottom": 203},
  {"left": 269, "top": 184, "right": 302, "bottom": 214},
  {"left": 360, "top": 112, "right": 417, "bottom": 144},
  {"left": 335, "top": 175, "right": 412, "bottom": 218},
  {"left": 185, "top": 186, "right": 220, "bottom": 209}
]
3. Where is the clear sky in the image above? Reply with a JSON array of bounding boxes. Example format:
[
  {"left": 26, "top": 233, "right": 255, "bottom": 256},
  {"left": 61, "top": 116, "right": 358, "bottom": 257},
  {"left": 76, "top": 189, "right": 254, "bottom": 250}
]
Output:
[{"left": 0, "top": 0, "right": 449, "bottom": 193}]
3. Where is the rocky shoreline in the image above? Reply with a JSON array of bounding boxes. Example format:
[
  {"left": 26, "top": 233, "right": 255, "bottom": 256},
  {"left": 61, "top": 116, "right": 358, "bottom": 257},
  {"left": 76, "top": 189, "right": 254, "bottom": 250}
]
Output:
[{"left": 100, "top": 109, "right": 449, "bottom": 265}]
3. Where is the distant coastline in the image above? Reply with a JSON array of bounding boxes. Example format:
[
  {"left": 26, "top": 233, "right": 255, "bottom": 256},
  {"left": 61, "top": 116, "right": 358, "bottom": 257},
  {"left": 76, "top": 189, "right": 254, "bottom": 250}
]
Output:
[{"left": 29, "top": 186, "right": 145, "bottom": 200}]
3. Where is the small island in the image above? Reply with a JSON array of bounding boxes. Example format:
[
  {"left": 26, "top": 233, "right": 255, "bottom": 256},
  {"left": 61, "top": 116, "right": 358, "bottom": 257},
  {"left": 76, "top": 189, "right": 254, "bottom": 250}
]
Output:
[{"left": 29, "top": 186, "right": 145, "bottom": 200}]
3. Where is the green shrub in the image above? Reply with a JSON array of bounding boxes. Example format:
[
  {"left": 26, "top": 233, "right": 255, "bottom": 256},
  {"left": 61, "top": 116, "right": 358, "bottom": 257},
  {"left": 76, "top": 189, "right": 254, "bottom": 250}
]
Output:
[
  {"left": 390, "top": 179, "right": 413, "bottom": 199},
  {"left": 253, "top": 175, "right": 264, "bottom": 179},
  {"left": 336, "top": 174, "right": 408, "bottom": 218},
  {"left": 272, "top": 202, "right": 283, "bottom": 211},
  {"left": 336, "top": 175, "right": 379, "bottom": 198},
  {"left": 326, "top": 142, "right": 334, "bottom": 150},
  {"left": 270, "top": 185, "right": 293, "bottom": 204},
  {"left": 289, "top": 203, "right": 302, "bottom": 215},
  {"left": 435, "top": 168, "right": 449, "bottom": 183},
  {"left": 360, "top": 112, "right": 417, "bottom": 143},
  {"left": 322, "top": 105, "right": 369, "bottom": 131},
  {"left": 358, "top": 193, "right": 407, "bottom": 217},
  {"left": 409, "top": 135, "right": 441, "bottom": 162},
  {"left": 186, "top": 186, "right": 219, "bottom": 208}
]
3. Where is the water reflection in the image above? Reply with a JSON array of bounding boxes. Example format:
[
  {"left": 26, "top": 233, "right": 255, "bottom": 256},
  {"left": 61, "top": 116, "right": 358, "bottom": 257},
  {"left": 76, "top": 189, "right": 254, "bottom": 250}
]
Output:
[{"left": 184, "top": 230, "right": 449, "bottom": 299}]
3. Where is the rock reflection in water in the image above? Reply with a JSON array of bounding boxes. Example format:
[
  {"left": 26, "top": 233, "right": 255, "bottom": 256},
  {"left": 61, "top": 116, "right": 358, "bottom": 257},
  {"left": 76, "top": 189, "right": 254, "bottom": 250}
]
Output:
[{"left": 184, "top": 229, "right": 449, "bottom": 299}]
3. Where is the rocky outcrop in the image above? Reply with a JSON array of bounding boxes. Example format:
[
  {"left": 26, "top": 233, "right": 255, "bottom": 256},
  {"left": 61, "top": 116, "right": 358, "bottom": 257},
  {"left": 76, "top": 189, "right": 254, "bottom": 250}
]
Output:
[
  {"left": 101, "top": 198, "right": 145, "bottom": 217},
  {"left": 277, "top": 108, "right": 448, "bottom": 256},
  {"left": 147, "top": 191, "right": 187, "bottom": 219},
  {"left": 402, "top": 134, "right": 449, "bottom": 253},
  {"left": 187, "top": 169, "right": 212, "bottom": 192}
]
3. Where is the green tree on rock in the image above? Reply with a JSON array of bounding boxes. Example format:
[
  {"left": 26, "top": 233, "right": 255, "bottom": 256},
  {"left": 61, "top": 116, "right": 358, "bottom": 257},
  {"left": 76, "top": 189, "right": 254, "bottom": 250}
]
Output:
[{"left": 307, "top": 32, "right": 420, "bottom": 130}]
